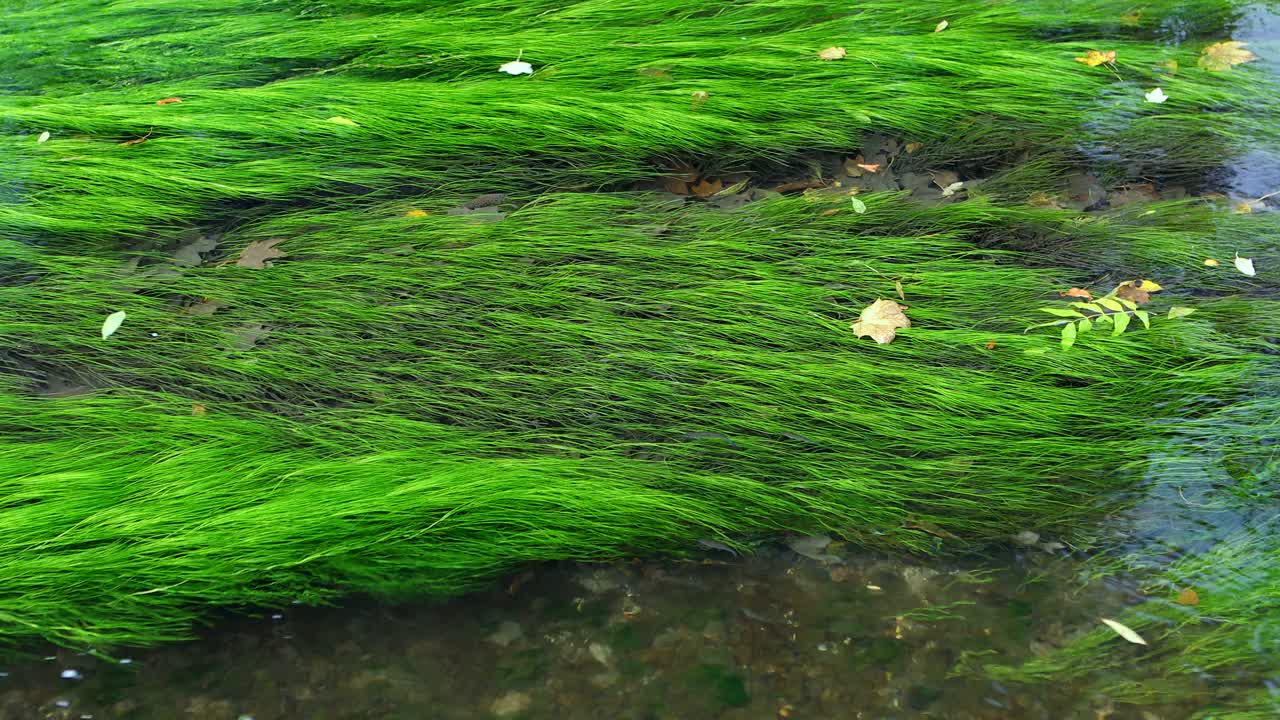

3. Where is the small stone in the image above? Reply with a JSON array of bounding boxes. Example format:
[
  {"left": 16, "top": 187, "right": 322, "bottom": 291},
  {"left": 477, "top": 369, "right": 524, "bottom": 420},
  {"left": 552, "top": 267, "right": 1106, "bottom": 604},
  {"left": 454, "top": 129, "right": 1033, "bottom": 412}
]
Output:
[
  {"left": 60, "top": 669, "right": 83, "bottom": 680},
  {"left": 491, "top": 691, "right": 531, "bottom": 717},
  {"left": 487, "top": 621, "right": 524, "bottom": 648},
  {"left": 587, "top": 642, "right": 612, "bottom": 667},
  {"left": 1011, "top": 531, "right": 1040, "bottom": 546}
]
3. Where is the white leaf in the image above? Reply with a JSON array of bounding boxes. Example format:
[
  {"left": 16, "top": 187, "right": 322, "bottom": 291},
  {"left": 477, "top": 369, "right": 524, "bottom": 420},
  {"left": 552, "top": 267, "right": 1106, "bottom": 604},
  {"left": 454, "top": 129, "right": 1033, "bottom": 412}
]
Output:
[
  {"left": 37, "top": 130, "right": 51, "bottom": 143},
  {"left": 1233, "top": 253, "right": 1256, "bottom": 277},
  {"left": 499, "top": 60, "right": 534, "bottom": 75},
  {"left": 940, "top": 181, "right": 965, "bottom": 198},
  {"left": 101, "top": 311, "right": 127, "bottom": 340},
  {"left": 1144, "top": 87, "right": 1168, "bottom": 103},
  {"left": 1100, "top": 618, "right": 1148, "bottom": 645},
  {"left": 934, "top": 19, "right": 949, "bottom": 33},
  {"left": 849, "top": 196, "right": 867, "bottom": 214}
]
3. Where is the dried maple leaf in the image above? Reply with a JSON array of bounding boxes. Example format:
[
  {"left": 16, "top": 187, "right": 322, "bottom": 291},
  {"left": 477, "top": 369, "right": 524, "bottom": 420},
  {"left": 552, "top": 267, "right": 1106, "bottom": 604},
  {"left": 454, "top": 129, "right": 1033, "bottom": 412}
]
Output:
[
  {"left": 236, "top": 238, "right": 288, "bottom": 268},
  {"left": 850, "top": 299, "right": 911, "bottom": 344},
  {"left": 1198, "top": 41, "right": 1256, "bottom": 71},
  {"left": 155, "top": 97, "right": 182, "bottom": 105},
  {"left": 1060, "top": 287, "right": 1093, "bottom": 300},
  {"left": 1075, "top": 50, "right": 1117, "bottom": 67},
  {"left": 818, "top": 46, "right": 847, "bottom": 61},
  {"left": 1113, "top": 278, "right": 1163, "bottom": 304}
]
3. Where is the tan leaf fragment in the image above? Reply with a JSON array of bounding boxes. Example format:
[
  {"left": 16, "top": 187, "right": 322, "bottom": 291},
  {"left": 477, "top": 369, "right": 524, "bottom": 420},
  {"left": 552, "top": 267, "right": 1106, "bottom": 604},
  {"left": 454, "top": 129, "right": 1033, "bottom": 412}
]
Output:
[
  {"left": 818, "top": 46, "right": 847, "bottom": 61},
  {"left": 1176, "top": 587, "right": 1200, "bottom": 606},
  {"left": 191, "top": 403, "right": 207, "bottom": 416},
  {"left": 690, "top": 90, "right": 709, "bottom": 110},
  {"left": 1113, "top": 279, "right": 1163, "bottom": 305},
  {"left": 1060, "top": 287, "right": 1093, "bottom": 300},
  {"left": 850, "top": 299, "right": 911, "bottom": 344},
  {"left": 905, "top": 142, "right": 923, "bottom": 154},
  {"left": 934, "top": 20, "right": 949, "bottom": 33},
  {"left": 1203, "top": 258, "right": 1220, "bottom": 267},
  {"left": 1199, "top": 41, "right": 1256, "bottom": 71},
  {"left": 689, "top": 178, "right": 723, "bottom": 198},
  {"left": 236, "top": 238, "right": 288, "bottom": 269}
]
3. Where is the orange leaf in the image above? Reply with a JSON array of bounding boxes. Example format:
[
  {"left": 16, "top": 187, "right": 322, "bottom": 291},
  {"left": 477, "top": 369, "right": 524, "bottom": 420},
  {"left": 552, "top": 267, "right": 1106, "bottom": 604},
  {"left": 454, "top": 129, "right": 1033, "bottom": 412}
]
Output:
[
  {"left": 1114, "top": 279, "right": 1162, "bottom": 305},
  {"left": 984, "top": 341, "right": 997, "bottom": 350},
  {"left": 857, "top": 163, "right": 881, "bottom": 173},
  {"left": 155, "top": 97, "right": 182, "bottom": 105},
  {"left": 1060, "top": 287, "right": 1093, "bottom": 300},
  {"left": 690, "top": 178, "right": 724, "bottom": 198},
  {"left": 1075, "top": 50, "right": 1117, "bottom": 67},
  {"left": 404, "top": 209, "right": 429, "bottom": 218},
  {"left": 1176, "top": 587, "right": 1200, "bottom": 606}
]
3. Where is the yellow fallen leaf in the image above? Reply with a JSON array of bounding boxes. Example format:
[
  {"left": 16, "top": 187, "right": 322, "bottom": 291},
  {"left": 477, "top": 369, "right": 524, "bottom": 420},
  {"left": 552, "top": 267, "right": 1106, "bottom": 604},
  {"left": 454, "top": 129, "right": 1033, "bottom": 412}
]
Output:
[
  {"left": 1233, "top": 201, "right": 1253, "bottom": 214},
  {"left": 404, "top": 209, "right": 429, "bottom": 218},
  {"left": 326, "top": 116, "right": 360, "bottom": 126},
  {"left": 905, "top": 142, "right": 923, "bottom": 154},
  {"left": 191, "top": 403, "right": 207, "bottom": 416},
  {"left": 934, "top": 20, "right": 948, "bottom": 33},
  {"left": 101, "top": 310, "right": 127, "bottom": 340},
  {"left": 1163, "top": 59, "right": 1179, "bottom": 74},
  {"left": 1076, "top": 50, "right": 1117, "bottom": 67},
  {"left": 1167, "top": 306, "right": 1196, "bottom": 319},
  {"left": 818, "top": 46, "right": 847, "bottom": 61},
  {"left": 1100, "top": 618, "right": 1148, "bottom": 645},
  {"left": 1120, "top": 11, "right": 1142, "bottom": 26},
  {"left": 1203, "top": 258, "right": 1220, "bottom": 267},
  {"left": 850, "top": 299, "right": 911, "bottom": 344},
  {"left": 1199, "top": 41, "right": 1256, "bottom": 71},
  {"left": 1176, "top": 587, "right": 1200, "bottom": 606},
  {"left": 1112, "top": 279, "right": 1163, "bottom": 305}
]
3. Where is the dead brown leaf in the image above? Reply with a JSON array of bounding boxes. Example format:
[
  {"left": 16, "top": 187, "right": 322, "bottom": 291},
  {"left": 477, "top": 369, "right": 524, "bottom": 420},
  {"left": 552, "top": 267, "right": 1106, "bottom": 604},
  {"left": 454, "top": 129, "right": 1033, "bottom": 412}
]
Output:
[
  {"left": 857, "top": 162, "right": 881, "bottom": 173},
  {"left": 771, "top": 179, "right": 826, "bottom": 193},
  {"left": 985, "top": 340, "right": 997, "bottom": 350},
  {"left": 1198, "top": 41, "right": 1256, "bottom": 71},
  {"left": 1176, "top": 587, "right": 1200, "bottom": 606},
  {"left": 191, "top": 403, "right": 207, "bottom": 416},
  {"left": 818, "top": 46, "right": 847, "bottom": 61},
  {"left": 1060, "top": 287, "right": 1093, "bottom": 300},
  {"left": 690, "top": 178, "right": 723, "bottom": 198},
  {"left": 236, "top": 238, "right": 288, "bottom": 269},
  {"left": 905, "top": 142, "right": 923, "bottom": 154},
  {"left": 1075, "top": 49, "right": 1117, "bottom": 67},
  {"left": 850, "top": 299, "right": 911, "bottom": 344},
  {"left": 930, "top": 169, "right": 960, "bottom": 189},
  {"left": 155, "top": 97, "right": 182, "bottom": 105}
]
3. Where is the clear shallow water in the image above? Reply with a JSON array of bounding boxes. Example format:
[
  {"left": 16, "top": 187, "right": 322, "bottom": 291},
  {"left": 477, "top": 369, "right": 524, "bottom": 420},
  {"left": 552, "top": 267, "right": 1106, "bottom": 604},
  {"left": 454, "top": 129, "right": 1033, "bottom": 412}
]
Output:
[{"left": 0, "top": 544, "right": 1204, "bottom": 720}]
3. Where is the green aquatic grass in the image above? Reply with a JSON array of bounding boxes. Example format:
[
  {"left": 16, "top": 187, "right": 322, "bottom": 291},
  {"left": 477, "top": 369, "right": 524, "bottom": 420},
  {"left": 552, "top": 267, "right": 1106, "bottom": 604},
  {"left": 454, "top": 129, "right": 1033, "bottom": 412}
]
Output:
[
  {"left": 1, "top": 192, "right": 1274, "bottom": 649},
  {"left": 3, "top": 0, "right": 1277, "bottom": 246}
]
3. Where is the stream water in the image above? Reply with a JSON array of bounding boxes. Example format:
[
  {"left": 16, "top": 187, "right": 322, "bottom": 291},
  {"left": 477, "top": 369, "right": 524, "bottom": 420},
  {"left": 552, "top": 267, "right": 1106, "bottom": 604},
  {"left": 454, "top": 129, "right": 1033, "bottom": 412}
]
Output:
[{"left": 0, "top": 544, "right": 1195, "bottom": 720}]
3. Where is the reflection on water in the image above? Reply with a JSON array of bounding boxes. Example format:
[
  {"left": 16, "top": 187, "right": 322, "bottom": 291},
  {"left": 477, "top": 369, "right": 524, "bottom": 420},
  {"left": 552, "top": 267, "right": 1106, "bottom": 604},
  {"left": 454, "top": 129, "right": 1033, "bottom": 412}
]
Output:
[{"left": 0, "top": 544, "right": 1206, "bottom": 720}]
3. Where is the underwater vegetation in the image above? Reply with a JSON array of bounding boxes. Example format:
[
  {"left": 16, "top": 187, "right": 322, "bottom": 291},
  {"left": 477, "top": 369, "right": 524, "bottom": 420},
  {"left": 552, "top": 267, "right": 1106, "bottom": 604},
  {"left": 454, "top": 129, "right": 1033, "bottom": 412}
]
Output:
[{"left": 0, "top": 7, "right": 1275, "bottom": 716}]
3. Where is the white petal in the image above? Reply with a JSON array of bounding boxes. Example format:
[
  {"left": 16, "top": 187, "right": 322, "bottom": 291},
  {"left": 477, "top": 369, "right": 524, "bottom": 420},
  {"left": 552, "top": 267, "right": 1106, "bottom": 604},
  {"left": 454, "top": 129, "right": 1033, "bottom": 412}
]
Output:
[
  {"left": 37, "top": 130, "right": 51, "bottom": 143},
  {"left": 101, "top": 311, "right": 127, "bottom": 340},
  {"left": 1144, "top": 87, "right": 1167, "bottom": 103},
  {"left": 1100, "top": 618, "right": 1148, "bottom": 645},
  {"left": 498, "top": 60, "right": 534, "bottom": 75},
  {"left": 1234, "top": 253, "right": 1256, "bottom": 277}
]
